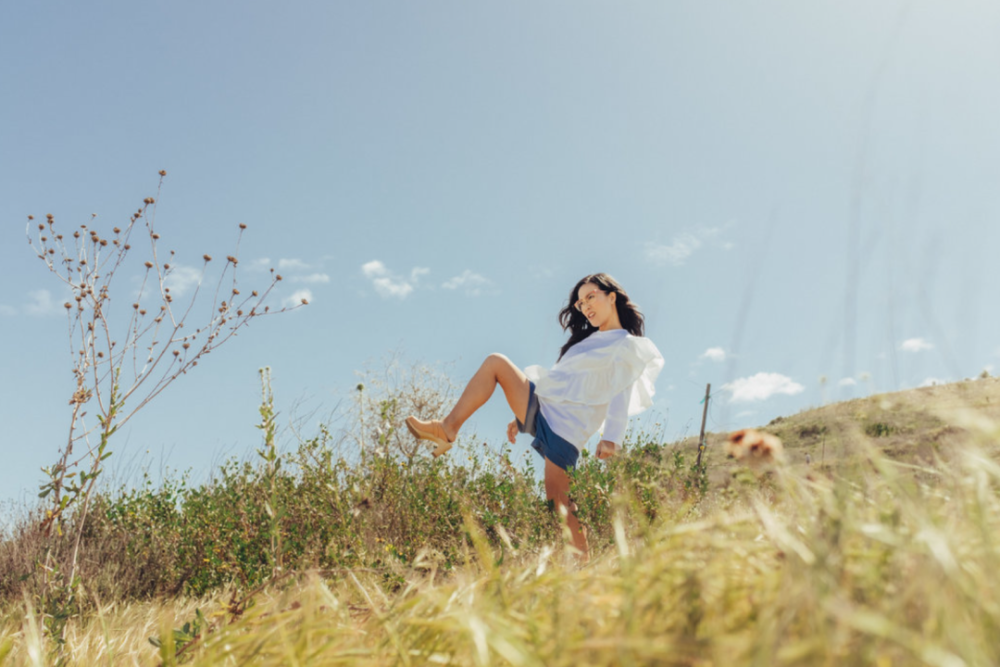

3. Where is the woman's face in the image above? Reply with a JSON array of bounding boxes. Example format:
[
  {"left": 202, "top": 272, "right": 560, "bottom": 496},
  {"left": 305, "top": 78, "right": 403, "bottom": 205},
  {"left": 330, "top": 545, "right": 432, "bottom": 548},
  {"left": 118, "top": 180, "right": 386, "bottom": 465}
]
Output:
[{"left": 575, "top": 282, "right": 617, "bottom": 329}]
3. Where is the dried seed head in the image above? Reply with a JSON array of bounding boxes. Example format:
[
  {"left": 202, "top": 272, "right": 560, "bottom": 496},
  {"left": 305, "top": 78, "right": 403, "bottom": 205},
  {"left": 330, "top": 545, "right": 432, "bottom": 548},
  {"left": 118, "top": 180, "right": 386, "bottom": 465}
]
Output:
[
  {"left": 237, "top": 310, "right": 243, "bottom": 316},
  {"left": 173, "top": 350, "right": 179, "bottom": 357},
  {"left": 151, "top": 233, "right": 160, "bottom": 240},
  {"left": 203, "top": 254, "right": 212, "bottom": 262},
  {"left": 276, "top": 274, "right": 283, "bottom": 281},
  {"left": 64, "top": 302, "right": 72, "bottom": 309},
  {"left": 159, "top": 170, "right": 166, "bottom": 176},
  {"left": 163, "top": 263, "right": 170, "bottom": 270},
  {"left": 232, "top": 288, "right": 239, "bottom": 295},
  {"left": 97, "top": 352, "right": 104, "bottom": 358},
  {"left": 57, "top": 235, "right": 63, "bottom": 240},
  {"left": 133, "top": 303, "right": 139, "bottom": 309},
  {"left": 79, "top": 259, "right": 87, "bottom": 265},
  {"left": 113, "top": 227, "right": 121, "bottom": 234},
  {"left": 300, "top": 297, "right": 309, "bottom": 305},
  {"left": 252, "top": 290, "right": 259, "bottom": 297},
  {"left": 73, "top": 231, "right": 80, "bottom": 238},
  {"left": 124, "top": 244, "right": 131, "bottom": 250},
  {"left": 226, "top": 255, "right": 238, "bottom": 265},
  {"left": 144, "top": 261, "right": 153, "bottom": 268},
  {"left": 28, "top": 215, "right": 34, "bottom": 221},
  {"left": 183, "top": 343, "right": 190, "bottom": 349},
  {"left": 38, "top": 224, "right": 45, "bottom": 231},
  {"left": 144, "top": 197, "right": 155, "bottom": 205},
  {"left": 139, "top": 309, "right": 147, "bottom": 316},
  {"left": 100, "top": 239, "right": 107, "bottom": 246},
  {"left": 239, "top": 223, "right": 247, "bottom": 229},
  {"left": 41, "top": 236, "right": 47, "bottom": 242},
  {"left": 46, "top": 214, "right": 53, "bottom": 221},
  {"left": 48, "top": 249, "right": 55, "bottom": 255}
]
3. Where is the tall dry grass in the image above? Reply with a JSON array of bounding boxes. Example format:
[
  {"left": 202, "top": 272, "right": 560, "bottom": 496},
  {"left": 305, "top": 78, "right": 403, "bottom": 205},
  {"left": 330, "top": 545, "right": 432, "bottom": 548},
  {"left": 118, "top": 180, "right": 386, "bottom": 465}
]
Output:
[{"left": 3, "top": 409, "right": 1000, "bottom": 666}]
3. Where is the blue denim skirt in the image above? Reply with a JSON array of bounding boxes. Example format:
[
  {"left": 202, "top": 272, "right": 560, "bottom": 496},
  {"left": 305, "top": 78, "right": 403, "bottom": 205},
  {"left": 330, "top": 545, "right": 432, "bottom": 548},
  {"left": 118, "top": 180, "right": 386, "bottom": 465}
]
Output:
[{"left": 516, "top": 381, "right": 580, "bottom": 471}]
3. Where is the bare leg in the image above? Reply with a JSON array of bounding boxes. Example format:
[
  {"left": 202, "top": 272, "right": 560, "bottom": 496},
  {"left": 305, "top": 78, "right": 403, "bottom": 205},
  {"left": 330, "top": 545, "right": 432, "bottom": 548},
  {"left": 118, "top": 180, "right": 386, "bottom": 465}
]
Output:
[
  {"left": 544, "top": 458, "right": 589, "bottom": 561},
  {"left": 440, "top": 353, "right": 531, "bottom": 440}
]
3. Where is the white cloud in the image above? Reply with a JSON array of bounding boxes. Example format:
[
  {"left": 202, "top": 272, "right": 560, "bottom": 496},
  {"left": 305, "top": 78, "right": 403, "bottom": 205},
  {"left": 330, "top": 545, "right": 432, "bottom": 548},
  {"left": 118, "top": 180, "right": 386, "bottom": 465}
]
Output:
[
  {"left": 163, "top": 265, "right": 203, "bottom": 298},
  {"left": 901, "top": 338, "right": 933, "bottom": 353},
  {"left": 838, "top": 377, "right": 857, "bottom": 387},
  {"left": 361, "top": 260, "right": 387, "bottom": 278},
  {"left": 644, "top": 233, "right": 703, "bottom": 266},
  {"left": 644, "top": 224, "right": 733, "bottom": 267},
  {"left": 248, "top": 258, "right": 271, "bottom": 272},
  {"left": 283, "top": 289, "right": 312, "bottom": 308},
  {"left": 278, "top": 258, "right": 310, "bottom": 271},
  {"left": 920, "top": 377, "right": 946, "bottom": 388},
  {"left": 360, "top": 260, "right": 427, "bottom": 299},
  {"left": 736, "top": 410, "right": 757, "bottom": 419},
  {"left": 723, "top": 372, "right": 805, "bottom": 403},
  {"left": 292, "top": 273, "right": 331, "bottom": 284},
  {"left": 25, "top": 289, "right": 61, "bottom": 316},
  {"left": 0, "top": 304, "right": 16, "bottom": 317},
  {"left": 701, "top": 347, "right": 726, "bottom": 362},
  {"left": 442, "top": 270, "right": 492, "bottom": 296}
]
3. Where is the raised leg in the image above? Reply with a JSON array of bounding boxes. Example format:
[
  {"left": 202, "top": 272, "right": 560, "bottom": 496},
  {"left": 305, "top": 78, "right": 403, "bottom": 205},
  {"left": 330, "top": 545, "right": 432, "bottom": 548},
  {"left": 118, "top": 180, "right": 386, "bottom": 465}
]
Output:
[
  {"left": 544, "top": 458, "right": 589, "bottom": 561},
  {"left": 440, "top": 353, "right": 531, "bottom": 440},
  {"left": 406, "top": 353, "right": 531, "bottom": 457}
]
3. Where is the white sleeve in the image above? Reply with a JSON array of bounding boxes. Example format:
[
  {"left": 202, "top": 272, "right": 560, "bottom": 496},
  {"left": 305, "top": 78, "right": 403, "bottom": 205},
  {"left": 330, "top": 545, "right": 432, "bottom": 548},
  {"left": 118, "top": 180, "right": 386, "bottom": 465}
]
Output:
[{"left": 601, "top": 385, "right": 632, "bottom": 445}]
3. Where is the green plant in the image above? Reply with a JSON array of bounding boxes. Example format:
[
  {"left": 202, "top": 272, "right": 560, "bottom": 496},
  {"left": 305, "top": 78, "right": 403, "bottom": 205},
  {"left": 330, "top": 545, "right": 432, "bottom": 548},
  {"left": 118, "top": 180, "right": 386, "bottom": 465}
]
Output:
[{"left": 25, "top": 172, "right": 299, "bottom": 643}]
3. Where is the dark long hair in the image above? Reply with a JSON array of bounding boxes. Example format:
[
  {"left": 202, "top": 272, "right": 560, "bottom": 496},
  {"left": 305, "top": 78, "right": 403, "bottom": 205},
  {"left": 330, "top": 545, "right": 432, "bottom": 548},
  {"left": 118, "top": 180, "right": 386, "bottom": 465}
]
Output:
[{"left": 557, "top": 273, "right": 646, "bottom": 361}]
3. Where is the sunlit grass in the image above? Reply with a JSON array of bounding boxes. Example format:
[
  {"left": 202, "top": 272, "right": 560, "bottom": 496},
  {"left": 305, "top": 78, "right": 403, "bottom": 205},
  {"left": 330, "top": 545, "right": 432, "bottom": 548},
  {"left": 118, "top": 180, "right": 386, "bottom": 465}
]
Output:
[{"left": 4, "top": 419, "right": 1000, "bottom": 665}]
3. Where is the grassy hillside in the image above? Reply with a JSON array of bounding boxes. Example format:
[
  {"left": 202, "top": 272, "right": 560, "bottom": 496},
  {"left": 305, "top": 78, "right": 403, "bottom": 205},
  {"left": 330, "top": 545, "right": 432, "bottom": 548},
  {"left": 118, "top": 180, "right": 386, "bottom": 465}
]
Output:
[{"left": 2, "top": 378, "right": 999, "bottom": 666}]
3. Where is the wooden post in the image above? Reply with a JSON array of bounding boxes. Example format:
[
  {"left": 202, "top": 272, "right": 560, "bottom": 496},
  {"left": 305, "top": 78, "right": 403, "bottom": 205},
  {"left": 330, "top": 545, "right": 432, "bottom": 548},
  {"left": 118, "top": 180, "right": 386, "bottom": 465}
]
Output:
[{"left": 696, "top": 383, "right": 711, "bottom": 467}]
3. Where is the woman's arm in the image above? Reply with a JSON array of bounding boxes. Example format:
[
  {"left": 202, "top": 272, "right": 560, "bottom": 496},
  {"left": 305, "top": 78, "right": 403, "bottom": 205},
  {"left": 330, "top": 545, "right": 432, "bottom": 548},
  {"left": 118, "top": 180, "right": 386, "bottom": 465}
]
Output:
[{"left": 598, "top": 385, "right": 631, "bottom": 458}]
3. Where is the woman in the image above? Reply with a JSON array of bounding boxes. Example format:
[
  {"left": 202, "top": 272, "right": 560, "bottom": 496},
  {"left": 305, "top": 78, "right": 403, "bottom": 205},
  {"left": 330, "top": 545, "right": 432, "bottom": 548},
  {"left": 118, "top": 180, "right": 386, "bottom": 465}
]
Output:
[{"left": 406, "top": 273, "right": 664, "bottom": 559}]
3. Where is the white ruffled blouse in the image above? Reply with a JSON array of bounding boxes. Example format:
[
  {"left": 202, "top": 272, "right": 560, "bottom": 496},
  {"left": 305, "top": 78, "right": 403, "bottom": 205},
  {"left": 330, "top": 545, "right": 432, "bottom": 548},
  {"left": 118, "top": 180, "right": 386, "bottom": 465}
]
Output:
[{"left": 523, "top": 329, "right": 665, "bottom": 450}]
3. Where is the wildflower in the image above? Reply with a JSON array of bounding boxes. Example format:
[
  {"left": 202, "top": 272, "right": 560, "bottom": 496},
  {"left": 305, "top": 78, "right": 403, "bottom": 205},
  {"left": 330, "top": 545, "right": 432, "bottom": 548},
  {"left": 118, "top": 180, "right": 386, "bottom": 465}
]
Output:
[{"left": 726, "top": 429, "right": 784, "bottom": 467}]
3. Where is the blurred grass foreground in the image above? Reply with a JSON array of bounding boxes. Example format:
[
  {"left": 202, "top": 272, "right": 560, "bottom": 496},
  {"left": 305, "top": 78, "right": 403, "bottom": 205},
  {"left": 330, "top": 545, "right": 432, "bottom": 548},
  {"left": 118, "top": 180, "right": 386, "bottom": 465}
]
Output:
[{"left": 2, "top": 373, "right": 1000, "bottom": 666}]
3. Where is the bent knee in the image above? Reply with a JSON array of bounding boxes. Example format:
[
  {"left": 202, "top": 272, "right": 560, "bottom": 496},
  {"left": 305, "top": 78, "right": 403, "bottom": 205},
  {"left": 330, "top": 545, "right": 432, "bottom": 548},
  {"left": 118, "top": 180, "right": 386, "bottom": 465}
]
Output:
[{"left": 485, "top": 352, "right": 512, "bottom": 366}]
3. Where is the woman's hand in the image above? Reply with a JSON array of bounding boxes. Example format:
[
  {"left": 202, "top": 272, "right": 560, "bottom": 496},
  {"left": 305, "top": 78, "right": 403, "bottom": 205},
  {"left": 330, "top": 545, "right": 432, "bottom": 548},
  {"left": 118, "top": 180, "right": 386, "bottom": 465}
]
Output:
[
  {"left": 596, "top": 440, "right": 619, "bottom": 460},
  {"left": 507, "top": 419, "right": 519, "bottom": 444}
]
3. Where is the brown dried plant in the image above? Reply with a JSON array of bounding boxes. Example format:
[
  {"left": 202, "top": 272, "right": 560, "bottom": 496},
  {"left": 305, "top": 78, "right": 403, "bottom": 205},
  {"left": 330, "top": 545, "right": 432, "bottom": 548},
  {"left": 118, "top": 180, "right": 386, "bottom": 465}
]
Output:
[{"left": 24, "top": 172, "right": 303, "bottom": 634}]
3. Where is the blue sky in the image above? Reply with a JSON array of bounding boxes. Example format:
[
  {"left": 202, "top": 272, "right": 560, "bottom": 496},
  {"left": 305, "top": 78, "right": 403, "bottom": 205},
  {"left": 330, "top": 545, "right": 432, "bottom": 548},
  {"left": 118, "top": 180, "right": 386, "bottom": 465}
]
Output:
[{"left": 3, "top": 0, "right": 999, "bottom": 503}]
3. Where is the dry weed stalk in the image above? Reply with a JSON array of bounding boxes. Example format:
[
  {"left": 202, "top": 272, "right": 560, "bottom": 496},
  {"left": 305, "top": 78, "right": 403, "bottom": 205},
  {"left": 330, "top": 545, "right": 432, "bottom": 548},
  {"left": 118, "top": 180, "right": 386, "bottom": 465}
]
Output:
[{"left": 24, "top": 171, "right": 303, "bottom": 638}]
